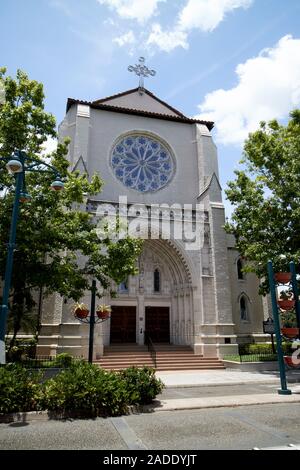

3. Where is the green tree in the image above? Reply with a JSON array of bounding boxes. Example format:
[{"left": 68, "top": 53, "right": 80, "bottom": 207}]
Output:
[
  {"left": 0, "top": 68, "right": 142, "bottom": 347},
  {"left": 225, "top": 110, "right": 300, "bottom": 293}
]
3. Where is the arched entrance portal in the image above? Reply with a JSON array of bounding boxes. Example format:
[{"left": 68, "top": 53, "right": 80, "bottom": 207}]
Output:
[{"left": 107, "top": 239, "right": 194, "bottom": 346}]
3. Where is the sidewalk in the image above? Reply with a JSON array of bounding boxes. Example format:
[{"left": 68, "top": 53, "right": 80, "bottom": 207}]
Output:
[
  {"left": 155, "top": 369, "right": 300, "bottom": 388},
  {"left": 146, "top": 369, "right": 300, "bottom": 413},
  {"left": 2, "top": 369, "right": 300, "bottom": 423}
]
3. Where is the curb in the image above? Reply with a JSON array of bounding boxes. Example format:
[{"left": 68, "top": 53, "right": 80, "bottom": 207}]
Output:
[
  {"left": 162, "top": 377, "right": 300, "bottom": 388},
  {"left": 0, "top": 405, "right": 141, "bottom": 424},
  {"left": 141, "top": 393, "right": 300, "bottom": 413},
  {"left": 2, "top": 393, "right": 300, "bottom": 422}
]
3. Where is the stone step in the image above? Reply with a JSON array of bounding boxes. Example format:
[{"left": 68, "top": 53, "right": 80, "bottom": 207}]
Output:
[
  {"left": 102, "top": 354, "right": 207, "bottom": 360},
  {"left": 99, "top": 357, "right": 220, "bottom": 363},
  {"left": 104, "top": 345, "right": 193, "bottom": 351},
  {"left": 98, "top": 361, "right": 223, "bottom": 367},
  {"left": 98, "top": 344, "right": 224, "bottom": 371},
  {"left": 97, "top": 364, "right": 225, "bottom": 371},
  {"left": 97, "top": 359, "right": 223, "bottom": 366}
]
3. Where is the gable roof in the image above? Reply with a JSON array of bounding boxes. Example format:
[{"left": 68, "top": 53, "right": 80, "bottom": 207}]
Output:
[
  {"left": 92, "top": 87, "right": 187, "bottom": 118},
  {"left": 66, "top": 89, "right": 214, "bottom": 130},
  {"left": 198, "top": 173, "right": 222, "bottom": 198},
  {"left": 72, "top": 155, "right": 89, "bottom": 176}
]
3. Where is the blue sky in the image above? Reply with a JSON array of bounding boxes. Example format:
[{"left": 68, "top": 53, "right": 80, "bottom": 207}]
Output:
[{"left": 1, "top": 0, "right": 300, "bottom": 215}]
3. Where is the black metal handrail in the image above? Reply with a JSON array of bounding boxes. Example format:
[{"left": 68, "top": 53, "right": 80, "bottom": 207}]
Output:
[{"left": 144, "top": 331, "right": 157, "bottom": 368}]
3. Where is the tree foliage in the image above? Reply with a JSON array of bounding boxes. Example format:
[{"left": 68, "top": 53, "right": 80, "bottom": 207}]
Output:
[
  {"left": 225, "top": 110, "right": 300, "bottom": 292},
  {"left": 0, "top": 68, "right": 142, "bottom": 343}
]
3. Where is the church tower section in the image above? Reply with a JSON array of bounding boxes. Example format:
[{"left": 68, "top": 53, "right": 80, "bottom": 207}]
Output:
[{"left": 196, "top": 124, "right": 238, "bottom": 357}]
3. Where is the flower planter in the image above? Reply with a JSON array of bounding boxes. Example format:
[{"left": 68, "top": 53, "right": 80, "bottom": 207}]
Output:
[
  {"left": 284, "top": 356, "right": 295, "bottom": 367},
  {"left": 74, "top": 309, "right": 89, "bottom": 319},
  {"left": 275, "top": 272, "right": 292, "bottom": 284},
  {"left": 277, "top": 299, "right": 295, "bottom": 311},
  {"left": 96, "top": 311, "right": 110, "bottom": 320},
  {"left": 281, "top": 327, "right": 299, "bottom": 339}
]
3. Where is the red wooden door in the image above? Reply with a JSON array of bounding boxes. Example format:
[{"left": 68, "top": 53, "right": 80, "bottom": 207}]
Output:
[
  {"left": 110, "top": 306, "right": 136, "bottom": 343},
  {"left": 145, "top": 307, "right": 170, "bottom": 343}
]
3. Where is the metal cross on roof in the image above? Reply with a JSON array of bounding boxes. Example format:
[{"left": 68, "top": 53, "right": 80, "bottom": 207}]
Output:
[{"left": 128, "top": 57, "right": 156, "bottom": 92}]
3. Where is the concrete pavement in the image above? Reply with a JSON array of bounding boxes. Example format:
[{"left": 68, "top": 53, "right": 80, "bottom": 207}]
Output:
[
  {"left": 146, "top": 369, "right": 300, "bottom": 413},
  {"left": 2, "top": 369, "right": 300, "bottom": 424},
  {"left": 155, "top": 368, "right": 300, "bottom": 387}
]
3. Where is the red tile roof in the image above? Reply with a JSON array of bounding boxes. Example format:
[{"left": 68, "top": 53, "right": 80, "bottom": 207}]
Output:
[
  {"left": 92, "top": 87, "right": 187, "bottom": 118},
  {"left": 66, "top": 94, "right": 214, "bottom": 130}
]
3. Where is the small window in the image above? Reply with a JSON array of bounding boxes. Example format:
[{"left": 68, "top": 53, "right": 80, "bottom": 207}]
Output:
[
  {"left": 119, "top": 279, "right": 128, "bottom": 292},
  {"left": 154, "top": 269, "right": 160, "bottom": 293},
  {"left": 237, "top": 258, "right": 244, "bottom": 280},
  {"left": 240, "top": 296, "right": 248, "bottom": 321}
]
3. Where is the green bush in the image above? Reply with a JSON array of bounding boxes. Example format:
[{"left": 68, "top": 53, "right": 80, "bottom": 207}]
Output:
[
  {"left": 0, "top": 362, "right": 165, "bottom": 416},
  {"left": 239, "top": 342, "right": 293, "bottom": 355},
  {"left": 0, "top": 363, "right": 42, "bottom": 413},
  {"left": 6, "top": 338, "right": 37, "bottom": 362},
  {"left": 41, "top": 361, "right": 130, "bottom": 417},
  {"left": 52, "top": 353, "right": 74, "bottom": 368},
  {"left": 120, "top": 366, "right": 164, "bottom": 404}
]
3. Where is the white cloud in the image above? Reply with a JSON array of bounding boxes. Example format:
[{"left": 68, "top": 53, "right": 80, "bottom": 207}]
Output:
[
  {"left": 178, "top": 0, "right": 253, "bottom": 33},
  {"left": 147, "top": 0, "right": 253, "bottom": 52},
  {"left": 196, "top": 35, "right": 300, "bottom": 145},
  {"left": 147, "top": 24, "right": 188, "bottom": 52},
  {"left": 98, "top": 0, "right": 165, "bottom": 24},
  {"left": 0, "top": 81, "right": 5, "bottom": 105},
  {"left": 113, "top": 30, "right": 136, "bottom": 47},
  {"left": 41, "top": 137, "right": 58, "bottom": 156}
]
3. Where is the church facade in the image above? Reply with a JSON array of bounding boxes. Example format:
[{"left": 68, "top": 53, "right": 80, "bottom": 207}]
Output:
[{"left": 37, "top": 85, "right": 266, "bottom": 360}]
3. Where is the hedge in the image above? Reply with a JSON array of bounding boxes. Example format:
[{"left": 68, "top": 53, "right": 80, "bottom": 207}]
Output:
[{"left": 0, "top": 361, "right": 164, "bottom": 417}]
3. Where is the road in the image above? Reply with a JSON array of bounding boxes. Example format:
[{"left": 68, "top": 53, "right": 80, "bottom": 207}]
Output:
[{"left": 1, "top": 384, "right": 300, "bottom": 450}]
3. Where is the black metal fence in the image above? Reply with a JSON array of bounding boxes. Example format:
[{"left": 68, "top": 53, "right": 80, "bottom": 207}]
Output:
[
  {"left": 224, "top": 353, "right": 278, "bottom": 363},
  {"left": 3, "top": 355, "right": 82, "bottom": 369}
]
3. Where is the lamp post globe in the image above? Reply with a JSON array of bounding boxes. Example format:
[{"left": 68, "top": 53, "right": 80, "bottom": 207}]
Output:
[
  {"left": 19, "top": 192, "right": 32, "bottom": 203},
  {"left": 50, "top": 180, "right": 64, "bottom": 191},
  {"left": 0, "top": 150, "right": 64, "bottom": 364},
  {"left": 6, "top": 159, "right": 22, "bottom": 174}
]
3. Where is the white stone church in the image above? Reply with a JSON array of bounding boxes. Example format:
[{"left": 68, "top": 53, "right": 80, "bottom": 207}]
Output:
[{"left": 38, "top": 70, "right": 267, "bottom": 361}]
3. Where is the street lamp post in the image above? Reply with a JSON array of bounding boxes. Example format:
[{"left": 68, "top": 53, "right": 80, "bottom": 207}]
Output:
[
  {"left": 74, "top": 280, "right": 111, "bottom": 363},
  {"left": 0, "top": 149, "right": 64, "bottom": 364}
]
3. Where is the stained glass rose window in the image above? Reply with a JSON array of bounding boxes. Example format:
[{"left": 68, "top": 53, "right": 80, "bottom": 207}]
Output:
[{"left": 111, "top": 134, "right": 175, "bottom": 192}]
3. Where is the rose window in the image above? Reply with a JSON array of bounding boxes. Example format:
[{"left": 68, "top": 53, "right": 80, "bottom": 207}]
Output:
[{"left": 111, "top": 135, "right": 174, "bottom": 192}]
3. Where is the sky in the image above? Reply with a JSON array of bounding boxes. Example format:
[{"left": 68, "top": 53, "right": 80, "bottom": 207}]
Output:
[{"left": 1, "top": 0, "right": 300, "bottom": 216}]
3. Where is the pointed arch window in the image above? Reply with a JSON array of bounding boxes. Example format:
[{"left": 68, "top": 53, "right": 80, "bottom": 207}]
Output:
[
  {"left": 119, "top": 278, "right": 128, "bottom": 293},
  {"left": 237, "top": 258, "right": 244, "bottom": 280},
  {"left": 154, "top": 269, "right": 160, "bottom": 293},
  {"left": 240, "top": 296, "right": 248, "bottom": 321}
]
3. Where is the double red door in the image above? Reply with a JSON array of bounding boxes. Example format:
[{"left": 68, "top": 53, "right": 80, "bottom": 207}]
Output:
[
  {"left": 110, "top": 306, "right": 136, "bottom": 343},
  {"left": 145, "top": 307, "right": 170, "bottom": 343}
]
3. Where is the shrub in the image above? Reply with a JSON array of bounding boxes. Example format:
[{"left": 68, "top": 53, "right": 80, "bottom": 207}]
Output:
[
  {"left": 239, "top": 342, "right": 293, "bottom": 355},
  {"left": 0, "top": 362, "right": 165, "bottom": 416},
  {"left": 52, "top": 353, "right": 74, "bottom": 368},
  {"left": 41, "top": 361, "right": 130, "bottom": 417},
  {"left": 6, "top": 338, "right": 37, "bottom": 362},
  {"left": 0, "top": 363, "right": 42, "bottom": 414},
  {"left": 120, "top": 366, "right": 164, "bottom": 405}
]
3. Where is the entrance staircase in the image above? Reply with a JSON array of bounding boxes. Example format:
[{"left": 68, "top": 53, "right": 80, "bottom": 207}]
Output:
[{"left": 95, "top": 344, "right": 225, "bottom": 371}]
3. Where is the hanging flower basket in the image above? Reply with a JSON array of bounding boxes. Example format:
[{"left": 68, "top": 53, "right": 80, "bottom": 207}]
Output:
[
  {"left": 96, "top": 304, "right": 111, "bottom": 320},
  {"left": 71, "top": 303, "right": 89, "bottom": 319},
  {"left": 275, "top": 272, "right": 292, "bottom": 284},
  {"left": 277, "top": 299, "right": 295, "bottom": 311},
  {"left": 283, "top": 355, "right": 300, "bottom": 368},
  {"left": 75, "top": 309, "right": 89, "bottom": 319},
  {"left": 281, "top": 327, "right": 299, "bottom": 339}
]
